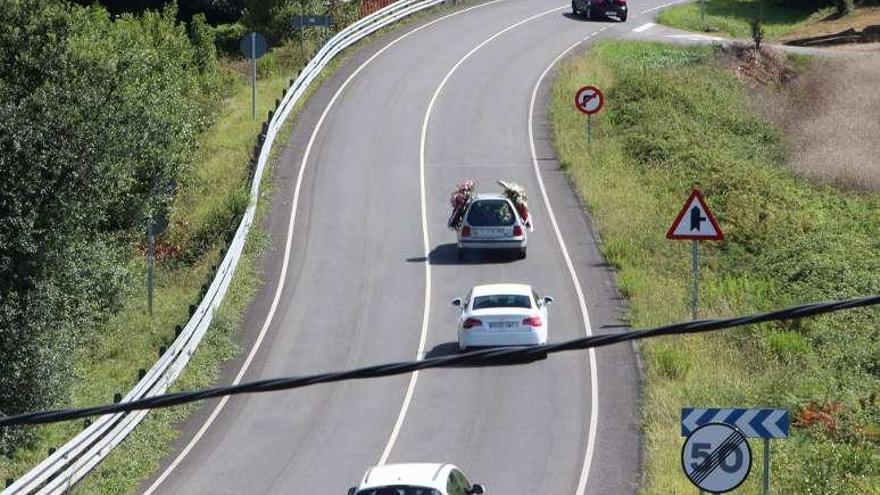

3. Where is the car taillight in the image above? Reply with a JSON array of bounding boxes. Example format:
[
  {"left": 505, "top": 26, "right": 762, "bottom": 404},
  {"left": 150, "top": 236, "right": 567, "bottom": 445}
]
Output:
[
  {"left": 461, "top": 226, "right": 471, "bottom": 237},
  {"left": 522, "top": 316, "right": 542, "bottom": 327},
  {"left": 513, "top": 225, "right": 523, "bottom": 236},
  {"left": 463, "top": 318, "right": 482, "bottom": 329}
]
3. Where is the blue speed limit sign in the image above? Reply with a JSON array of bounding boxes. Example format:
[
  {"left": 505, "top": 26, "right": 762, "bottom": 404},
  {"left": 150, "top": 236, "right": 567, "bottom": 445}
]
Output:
[{"left": 681, "top": 422, "right": 752, "bottom": 493}]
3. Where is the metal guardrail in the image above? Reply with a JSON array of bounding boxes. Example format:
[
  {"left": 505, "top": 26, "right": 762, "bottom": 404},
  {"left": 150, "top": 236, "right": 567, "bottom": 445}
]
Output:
[{"left": 1, "top": 0, "right": 448, "bottom": 492}]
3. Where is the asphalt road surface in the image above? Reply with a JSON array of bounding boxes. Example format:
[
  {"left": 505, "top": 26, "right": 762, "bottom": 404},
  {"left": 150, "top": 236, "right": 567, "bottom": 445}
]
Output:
[{"left": 141, "top": 1, "right": 681, "bottom": 493}]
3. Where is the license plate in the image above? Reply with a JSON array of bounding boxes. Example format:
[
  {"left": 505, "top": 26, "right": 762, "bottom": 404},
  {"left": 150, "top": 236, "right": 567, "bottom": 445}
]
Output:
[
  {"left": 475, "top": 228, "right": 507, "bottom": 238},
  {"left": 489, "top": 321, "right": 518, "bottom": 329},
  {"left": 605, "top": 10, "right": 617, "bottom": 15}
]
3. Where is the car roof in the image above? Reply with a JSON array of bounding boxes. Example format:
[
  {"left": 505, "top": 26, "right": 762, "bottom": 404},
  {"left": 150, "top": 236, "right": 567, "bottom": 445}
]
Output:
[
  {"left": 471, "top": 283, "right": 533, "bottom": 297},
  {"left": 359, "top": 463, "right": 454, "bottom": 490}
]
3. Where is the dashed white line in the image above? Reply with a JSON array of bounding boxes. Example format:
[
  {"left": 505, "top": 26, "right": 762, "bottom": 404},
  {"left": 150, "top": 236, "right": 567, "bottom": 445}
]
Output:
[{"left": 633, "top": 22, "right": 656, "bottom": 33}]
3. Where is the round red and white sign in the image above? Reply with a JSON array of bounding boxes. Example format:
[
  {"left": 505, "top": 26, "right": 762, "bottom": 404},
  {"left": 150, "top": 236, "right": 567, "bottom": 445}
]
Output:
[{"left": 574, "top": 85, "right": 604, "bottom": 115}]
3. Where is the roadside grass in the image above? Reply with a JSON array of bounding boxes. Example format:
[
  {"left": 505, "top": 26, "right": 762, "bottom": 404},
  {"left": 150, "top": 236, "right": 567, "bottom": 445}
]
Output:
[
  {"left": 551, "top": 40, "right": 880, "bottom": 494},
  {"left": 657, "top": 0, "right": 830, "bottom": 39}
]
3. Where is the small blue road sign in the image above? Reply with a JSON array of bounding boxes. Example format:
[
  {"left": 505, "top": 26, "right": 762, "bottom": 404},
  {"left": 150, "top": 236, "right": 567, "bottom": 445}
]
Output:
[
  {"left": 292, "top": 14, "right": 332, "bottom": 28},
  {"left": 682, "top": 408, "right": 789, "bottom": 439},
  {"left": 240, "top": 32, "right": 268, "bottom": 59}
]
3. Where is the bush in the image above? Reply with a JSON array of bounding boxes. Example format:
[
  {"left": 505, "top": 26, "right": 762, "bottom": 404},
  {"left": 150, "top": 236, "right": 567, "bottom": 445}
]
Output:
[
  {"left": 836, "top": 0, "right": 855, "bottom": 14},
  {"left": 213, "top": 21, "right": 247, "bottom": 54},
  {"left": 0, "top": 0, "right": 218, "bottom": 452}
]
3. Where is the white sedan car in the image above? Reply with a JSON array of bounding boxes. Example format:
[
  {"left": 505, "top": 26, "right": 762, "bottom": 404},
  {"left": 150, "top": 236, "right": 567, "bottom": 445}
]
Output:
[
  {"left": 452, "top": 283, "right": 553, "bottom": 351},
  {"left": 348, "top": 463, "right": 485, "bottom": 495}
]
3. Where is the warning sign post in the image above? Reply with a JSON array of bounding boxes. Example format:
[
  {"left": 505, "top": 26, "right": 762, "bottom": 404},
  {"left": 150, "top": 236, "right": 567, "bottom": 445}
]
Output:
[{"left": 666, "top": 188, "right": 724, "bottom": 319}]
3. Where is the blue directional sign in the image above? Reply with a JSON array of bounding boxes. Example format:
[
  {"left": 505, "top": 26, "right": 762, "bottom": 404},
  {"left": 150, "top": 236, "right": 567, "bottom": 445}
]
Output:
[
  {"left": 292, "top": 14, "right": 332, "bottom": 28},
  {"left": 682, "top": 408, "right": 789, "bottom": 439}
]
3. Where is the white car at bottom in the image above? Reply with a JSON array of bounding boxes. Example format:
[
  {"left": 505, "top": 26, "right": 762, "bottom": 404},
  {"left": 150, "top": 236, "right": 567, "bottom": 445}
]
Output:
[
  {"left": 349, "top": 463, "right": 485, "bottom": 495},
  {"left": 452, "top": 283, "right": 553, "bottom": 351}
]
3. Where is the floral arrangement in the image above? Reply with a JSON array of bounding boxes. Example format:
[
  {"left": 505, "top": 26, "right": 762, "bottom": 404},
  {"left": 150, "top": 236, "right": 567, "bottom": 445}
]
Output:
[
  {"left": 498, "top": 179, "right": 532, "bottom": 229},
  {"left": 448, "top": 179, "right": 475, "bottom": 229}
]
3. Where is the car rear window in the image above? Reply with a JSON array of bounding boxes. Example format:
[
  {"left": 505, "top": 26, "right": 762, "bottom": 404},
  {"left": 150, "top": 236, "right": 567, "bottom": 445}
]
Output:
[
  {"left": 466, "top": 199, "right": 515, "bottom": 226},
  {"left": 472, "top": 294, "right": 532, "bottom": 309}
]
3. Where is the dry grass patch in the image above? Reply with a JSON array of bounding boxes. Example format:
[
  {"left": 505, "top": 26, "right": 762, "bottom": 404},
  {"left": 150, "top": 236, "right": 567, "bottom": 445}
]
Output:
[
  {"left": 781, "top": 56, "right": 880, "bottom": 191},
  {"left": 781, "top": 6, "right": 880, "bottom": 43}
]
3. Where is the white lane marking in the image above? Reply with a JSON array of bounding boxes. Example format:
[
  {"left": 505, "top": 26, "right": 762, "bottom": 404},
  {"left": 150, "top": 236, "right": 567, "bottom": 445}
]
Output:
[
  {"left": 144, "top": 1, "right": 511, "bottom": 492},
  {"left": 633, "top": 22, "right": 656, "bottom": 33},
  {"left": 527, "top": 36, "right": 600, "bottom": 495},
  {"left": 378, "top": 2, "right": 569, "bottom": 465},
  {"left": 667, "top": 33, "right": 724, "bottom": 41}
]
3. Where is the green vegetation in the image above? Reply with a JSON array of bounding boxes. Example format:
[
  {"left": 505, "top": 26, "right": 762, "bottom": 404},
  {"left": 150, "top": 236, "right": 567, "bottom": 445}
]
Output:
[
  {"left": 657, "top": 0, "right": 831, "bottom": 38},
  {"left": 551, "top": 40, "right": 879, "bottom": 493}
]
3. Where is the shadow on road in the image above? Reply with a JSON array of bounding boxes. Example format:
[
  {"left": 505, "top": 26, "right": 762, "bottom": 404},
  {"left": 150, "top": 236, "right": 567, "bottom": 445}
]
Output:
[
  {"left": 406, "top": 243, "right": 519, "bottom": 265},
  {"left": 562, "top": 12, "right": 615, "bottom": 23},
  {"left": 425, "top": 341, "right": 548, "bottom": 368}
]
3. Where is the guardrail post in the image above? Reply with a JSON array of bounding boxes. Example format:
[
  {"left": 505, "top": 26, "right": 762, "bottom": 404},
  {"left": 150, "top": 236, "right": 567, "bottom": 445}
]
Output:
[
  {"left": 159, "top": 346, "right": 167, "bottom": 357},
  {"left": 83, "top": 418, "right": 91, "bottom": 429},
  {"left": 48, "top": 447, "right": 56, "bottom": 455},
  {"left": 189, "top": 304, "right": 196, "bottom": 316},
  {"left": 113, "top": 393, "right": 122, "bottom": 403},
  {"left": 138, "top": 368, "right": 147, "bottom": 380},
  {"left": 274, "top": 98, "right": 280, "bottom": 110},
  {"left": 7, "top": 478, "right": 15, "bottom": 487},
  {"left": 175, "top": 325, "right": 182, "bottom": 337}
]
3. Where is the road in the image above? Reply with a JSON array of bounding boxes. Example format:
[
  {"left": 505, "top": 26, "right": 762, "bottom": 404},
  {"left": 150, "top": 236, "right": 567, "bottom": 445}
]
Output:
[{"left": 141, "top": 0, "right": 678, "bottom": 493}]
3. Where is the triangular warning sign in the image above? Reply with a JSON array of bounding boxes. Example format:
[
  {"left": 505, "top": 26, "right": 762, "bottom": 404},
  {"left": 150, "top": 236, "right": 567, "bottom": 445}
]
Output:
[{"left": 666, "top": 189, "right": 724, "bottom": 240}]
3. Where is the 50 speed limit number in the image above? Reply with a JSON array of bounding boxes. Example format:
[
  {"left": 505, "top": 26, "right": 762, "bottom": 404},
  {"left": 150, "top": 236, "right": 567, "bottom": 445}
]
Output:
[{"left": 681, "top": 422, "right": 753, "bottom": 493}]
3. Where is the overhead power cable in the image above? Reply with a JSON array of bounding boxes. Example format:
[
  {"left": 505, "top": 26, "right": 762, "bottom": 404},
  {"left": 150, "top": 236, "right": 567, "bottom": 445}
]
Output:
[{"left": 1, "top": 294, "right": 877, "bottom": 428}]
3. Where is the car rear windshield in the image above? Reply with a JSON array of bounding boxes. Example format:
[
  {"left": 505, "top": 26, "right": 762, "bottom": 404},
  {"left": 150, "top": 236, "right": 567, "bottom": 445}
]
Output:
[
  {"left": 466, "top": 199, "right": 515, "bottom": 226},
  {"left": 472, "top": 294, "right": 532, "bottom": 309},
  {"left": 356, "top": 487, "right": 441, "bottom": 495}
]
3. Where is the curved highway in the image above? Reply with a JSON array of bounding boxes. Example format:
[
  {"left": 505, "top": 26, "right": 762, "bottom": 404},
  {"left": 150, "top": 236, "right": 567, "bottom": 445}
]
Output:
[{"left": 141, "top": 1, "right": 676, "bottom": 493}]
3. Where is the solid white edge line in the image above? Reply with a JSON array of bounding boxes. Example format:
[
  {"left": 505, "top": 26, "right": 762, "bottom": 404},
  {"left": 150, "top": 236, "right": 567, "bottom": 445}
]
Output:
[
  {"left": 527, "top": 37, "right": 600, "bottom": 495},
  {"left": 144, "top": 1, "right": 509, "bottom": 492},
  {"left": 378, "top": 2, "right": 568, "bottom": 465}
]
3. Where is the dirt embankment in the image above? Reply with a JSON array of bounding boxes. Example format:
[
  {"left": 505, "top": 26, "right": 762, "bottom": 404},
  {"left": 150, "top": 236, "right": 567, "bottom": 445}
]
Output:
[
  {"left": 782, "top": 57, "right": 880, "bottom": 191},
  {"left": 724, "top": 45, "right": 880, "bottom": 191}
]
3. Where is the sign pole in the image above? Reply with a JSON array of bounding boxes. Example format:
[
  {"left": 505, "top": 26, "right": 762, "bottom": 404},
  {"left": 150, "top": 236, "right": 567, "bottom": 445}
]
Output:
[
  {"left": 700, "top": 0, "right": 706, "bottom": 23},
  {"left": 762, "top": 438, "right": 770, "bottom": 495},
  {"left": 147, "top": 221, "right": 155, "bottom": 317},
  {"left": 251, "top": 32, "right": 256, "bottom": 120},
  {"left": 691, "top": 239, "right": 698, "bottom": 319},
  {"left": 587, "top": 114, "right": 592, "bottom": 149}
]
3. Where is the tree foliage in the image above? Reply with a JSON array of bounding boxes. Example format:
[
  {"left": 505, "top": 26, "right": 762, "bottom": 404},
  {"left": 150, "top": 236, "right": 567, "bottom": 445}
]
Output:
[{"left": 0, "top": 0, "right": 215, "bottom": 452}]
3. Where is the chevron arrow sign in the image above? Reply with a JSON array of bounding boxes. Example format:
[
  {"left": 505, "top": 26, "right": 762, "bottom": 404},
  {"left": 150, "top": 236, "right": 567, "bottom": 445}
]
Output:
[{"left": 681, "top": 408, "right": 789, "bottom": 438}]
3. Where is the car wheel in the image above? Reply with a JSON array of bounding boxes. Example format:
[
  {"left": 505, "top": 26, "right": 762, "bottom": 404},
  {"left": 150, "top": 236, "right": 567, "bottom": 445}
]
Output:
[
  {"left": 457, "top": 246, "right": 465, "bottom": 260},
  {"left": 571, "top": 1, "right": 578, "bottom": 15},
  {"left": 620, "top": 12, "right": 627, "bottom": 21},
  {"left": 519, "top": 248, "right": 527, "bottom": 259},
  {"left": 459, "top": 343, "right": 468, "bottom": 352}
]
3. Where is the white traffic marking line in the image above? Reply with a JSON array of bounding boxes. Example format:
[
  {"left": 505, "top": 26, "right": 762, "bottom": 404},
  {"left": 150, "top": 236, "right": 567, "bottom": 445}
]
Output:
[
  {"left": 528, "top": 35, "right": 600, "bottom": 495},
  {"left": 143, "top": 1, "right": 511, "bottom": 492},
  {"left": 379, "top": 2, "right": 568, "bottom": 464},
  {"left": 633, "top": 22, "right": 656, "bottom": 33},
  {"left": 667, "top": 33, "right": 724, "bottom": 41}
]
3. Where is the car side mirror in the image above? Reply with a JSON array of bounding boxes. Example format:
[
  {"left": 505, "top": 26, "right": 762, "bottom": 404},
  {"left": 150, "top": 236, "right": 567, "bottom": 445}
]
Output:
[
  {"left": 469, "top": 484, "right": 485, "bottom": 494},
  {"left": 347, "top": 488, "right": 357, "bottom": 495},
  {"left": 543, "top": 296, "right": 554, "bottom": 305},
  {"left": 451, "top": 298, "right": 462, "bottom": 307}
]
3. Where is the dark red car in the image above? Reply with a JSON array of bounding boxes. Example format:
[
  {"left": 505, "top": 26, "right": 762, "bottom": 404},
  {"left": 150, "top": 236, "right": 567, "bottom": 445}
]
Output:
[{"left": 572, "top": 0, "right": 628, "bottom": 21}]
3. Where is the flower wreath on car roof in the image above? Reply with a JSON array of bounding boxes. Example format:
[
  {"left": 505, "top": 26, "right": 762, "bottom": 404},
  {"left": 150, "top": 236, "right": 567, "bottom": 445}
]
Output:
[{"left": 447, "top": 179, "right": 533, "bottom": 231}]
